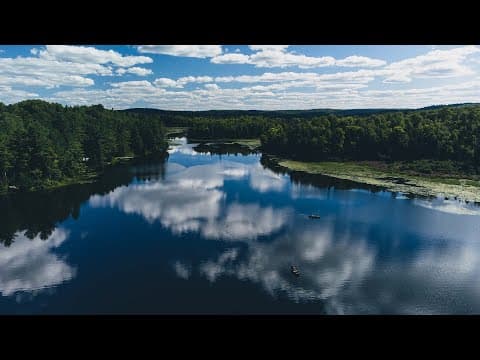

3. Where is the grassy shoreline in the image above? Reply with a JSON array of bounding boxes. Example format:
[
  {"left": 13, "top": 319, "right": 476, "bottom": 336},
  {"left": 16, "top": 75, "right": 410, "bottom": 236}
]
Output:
[
  {"left": 267, "top": 156, "right": 480, "bottom": 203},
  {"left": 178, "top": 137, "right": 480, "bottom": 203}
]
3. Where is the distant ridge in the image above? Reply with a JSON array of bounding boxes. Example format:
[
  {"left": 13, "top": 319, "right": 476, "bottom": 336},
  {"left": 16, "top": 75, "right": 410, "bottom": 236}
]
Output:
[
  {"left": 417, "top": 103, "right": 479, "bottom": 110},
  {"left": 122, "top": 103, "right": 480, "bottom": 118}
]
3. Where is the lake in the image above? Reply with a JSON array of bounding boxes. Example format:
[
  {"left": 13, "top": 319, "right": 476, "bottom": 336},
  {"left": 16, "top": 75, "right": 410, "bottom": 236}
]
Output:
[{"left": 1, "top": 137, "right": 480, "bottom": 314}]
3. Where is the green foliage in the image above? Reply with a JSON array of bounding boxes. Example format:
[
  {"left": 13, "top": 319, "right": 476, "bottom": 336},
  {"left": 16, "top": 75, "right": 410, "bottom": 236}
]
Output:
[
  {"left": 130, "top": 104, "right": 480, "bottom": 173},
  {"left": 2, "top": 100, "right": 480, "bottom": 193},
  {"left": 260, "top": 105, "right": 480, "bottom": 171},
  {"left": 187, "top": 116, "right": 274, "bottom": 139},
  {"left": 0, "top": 100, "right": 168, "bottom": 192}
]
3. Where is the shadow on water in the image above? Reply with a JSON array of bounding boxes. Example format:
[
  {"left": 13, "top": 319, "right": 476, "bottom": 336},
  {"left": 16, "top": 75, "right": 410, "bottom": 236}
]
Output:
[{"left": 0, "top": 154, "right": 168, "bottom": 247}]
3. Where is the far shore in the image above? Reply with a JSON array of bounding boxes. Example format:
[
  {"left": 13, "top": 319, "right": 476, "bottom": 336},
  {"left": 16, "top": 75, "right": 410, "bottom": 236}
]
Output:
[
  {"left": 271, "top": 157, "right": 480, "bottom": 203},
  {"left": 169, "top": 136, "right": 480, "bottom": 203}
]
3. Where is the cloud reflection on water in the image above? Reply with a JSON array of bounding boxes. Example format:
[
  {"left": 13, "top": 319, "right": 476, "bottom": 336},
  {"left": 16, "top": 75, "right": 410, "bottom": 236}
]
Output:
[
  {"left": 91, "top": 138, "right": 480, "bottom": 314},
  {"left": 194, "top": 222, "right": 375, "bottom": 313},
  {"left": 189, "top": 217, "right": 480, "bottom": 314},
  {"left": 89, "top": 160, "right": 292, "bottom": 240},
  {"left": 0, "top": 228, "right": 75, "bottom": 297},
  {"left": 413, "top": 197, "right": 480, "bottom": 216}
]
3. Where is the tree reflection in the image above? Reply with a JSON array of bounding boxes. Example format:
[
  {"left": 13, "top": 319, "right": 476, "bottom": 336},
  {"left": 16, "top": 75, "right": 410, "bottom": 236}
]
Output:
[
  {"left": 193, "top": 142, "right": 257, "bottom": 156},
  {"left": 0, "top": 157, "right": 167, "bottom": 247},
  {"left": 260, "top": 154, "right": 384, "bottom": 193}
]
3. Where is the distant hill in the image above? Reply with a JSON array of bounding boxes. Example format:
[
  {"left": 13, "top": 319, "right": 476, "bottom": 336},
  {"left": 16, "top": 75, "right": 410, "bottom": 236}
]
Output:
[
  {"left": 122, "top": 103, "right": 480, "bottom": 119},
  {"left": 122, "top": 108, "right": 405, "bottom": 118},
  {"left": 417, "top": 103, "right": 480, "bottom": 110}
]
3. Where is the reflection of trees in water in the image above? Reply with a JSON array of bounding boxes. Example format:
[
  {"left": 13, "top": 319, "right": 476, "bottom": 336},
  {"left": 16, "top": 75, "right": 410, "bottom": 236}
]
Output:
[
  {"left": 0, "top": 157, "right": 167, "bottom": 247},
  {"left": 260, "top": 154, "right": 448, "bottom": 202},
  {"left": 129, "top": 153, "right": 168, "bottom": 182},
  {"left": 288, "top": 171, "right": 384, "bottom": 193},
  {"left": 259, "top": 154, "right": 384, "bottom": 193},
  {"left": 193, "top": 142, "right": 257, "bottom": 156}
]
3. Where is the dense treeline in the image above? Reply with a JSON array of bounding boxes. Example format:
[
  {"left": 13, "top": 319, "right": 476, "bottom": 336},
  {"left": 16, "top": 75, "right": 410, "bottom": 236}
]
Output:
[
  {"left": 187, "top": 116, "right": 275, "bottom": 139},
  {"left": 260, "top": 106, "right": 480, "bottom": 170},
  {"left": 151, "top": 104, "right": 480, "bottom": 172},
  {"left": 125, "top": 109, "right": 275, "bottom": 138},
  {"left": 125, "top": 103, "right": 479, "bottom": 121},
  {"left": 0, "top": 100, "right": 167, "bottom": 192}
]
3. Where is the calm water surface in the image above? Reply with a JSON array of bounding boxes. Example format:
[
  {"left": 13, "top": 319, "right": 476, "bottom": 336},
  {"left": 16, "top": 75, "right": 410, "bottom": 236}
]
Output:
[{"left": 1, "top": 137, "right": 480, "bottom": 314}]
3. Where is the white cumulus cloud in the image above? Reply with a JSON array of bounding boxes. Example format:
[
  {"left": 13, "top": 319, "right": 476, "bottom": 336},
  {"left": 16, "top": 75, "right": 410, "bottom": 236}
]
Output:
[
  {"left": 137, "top": 45, "right": 223, "bottom": 58},
  {"left": 383, "top": 45, "right": 480, "bottom": 83},
  {"left": 211, "top": 46, "right": 386, "bottom": 69},
  {"left": 116, "top": 67, "right": 153, "bottom": 76},
  {"left": 336, "top": 55, "right": 386, "bottom": 67},
  {"left": 38, "top": 45, "right": 153, "bottom": 67}
]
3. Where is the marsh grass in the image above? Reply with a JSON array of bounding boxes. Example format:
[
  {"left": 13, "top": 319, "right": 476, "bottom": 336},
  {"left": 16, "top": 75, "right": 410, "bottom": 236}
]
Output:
[{"left": 278, "top": 159, "right": 480, "bottom": 202}]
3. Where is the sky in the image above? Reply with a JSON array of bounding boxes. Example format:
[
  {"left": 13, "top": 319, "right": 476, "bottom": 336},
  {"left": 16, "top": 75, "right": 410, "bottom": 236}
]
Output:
[{"left": 0, "top": 45, "right": 479, "bottom": 110}]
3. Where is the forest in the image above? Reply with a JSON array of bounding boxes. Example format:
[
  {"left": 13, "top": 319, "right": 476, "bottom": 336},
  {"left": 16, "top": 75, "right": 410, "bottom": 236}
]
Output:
[
  {"left": 2, "top": 101, "right": 480, "bottom": 195},
  {"left": 187, "top": 116, "right": 274, "bottom": 139},
  {"left": 0, "top": 100, "right": 168, "bottom": 193},
  {"left": 260, "top": 105, "right": 480, "bottom": 170},
  {"left": 138, "top": 104, "right": 480, "bottom": 173}
]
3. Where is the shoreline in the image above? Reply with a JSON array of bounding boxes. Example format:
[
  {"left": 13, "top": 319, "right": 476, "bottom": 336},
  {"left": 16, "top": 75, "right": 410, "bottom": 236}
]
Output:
[
  {"left": 177, "top": 137, "right": 480, "bottom": 203},
  {"left": 0, "top": 173, "right": 98, "bottom": 197},
  {"left": 264, "top": 155, "right": 480, "bottom": 203},
  {"left": 0, "top": 151, "right": 168, "bottom": 197}
]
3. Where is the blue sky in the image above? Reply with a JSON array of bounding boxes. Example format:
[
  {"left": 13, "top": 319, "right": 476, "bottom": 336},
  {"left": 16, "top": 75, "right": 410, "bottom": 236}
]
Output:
[{"left": 0, "top": 45, "right": 479, "bottom": 110}]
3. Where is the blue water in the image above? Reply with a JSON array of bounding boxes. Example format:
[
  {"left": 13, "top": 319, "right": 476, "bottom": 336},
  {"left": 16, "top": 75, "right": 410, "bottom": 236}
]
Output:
[{"left": 1, "top": 137, "right": 480, "bottom": 314}]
